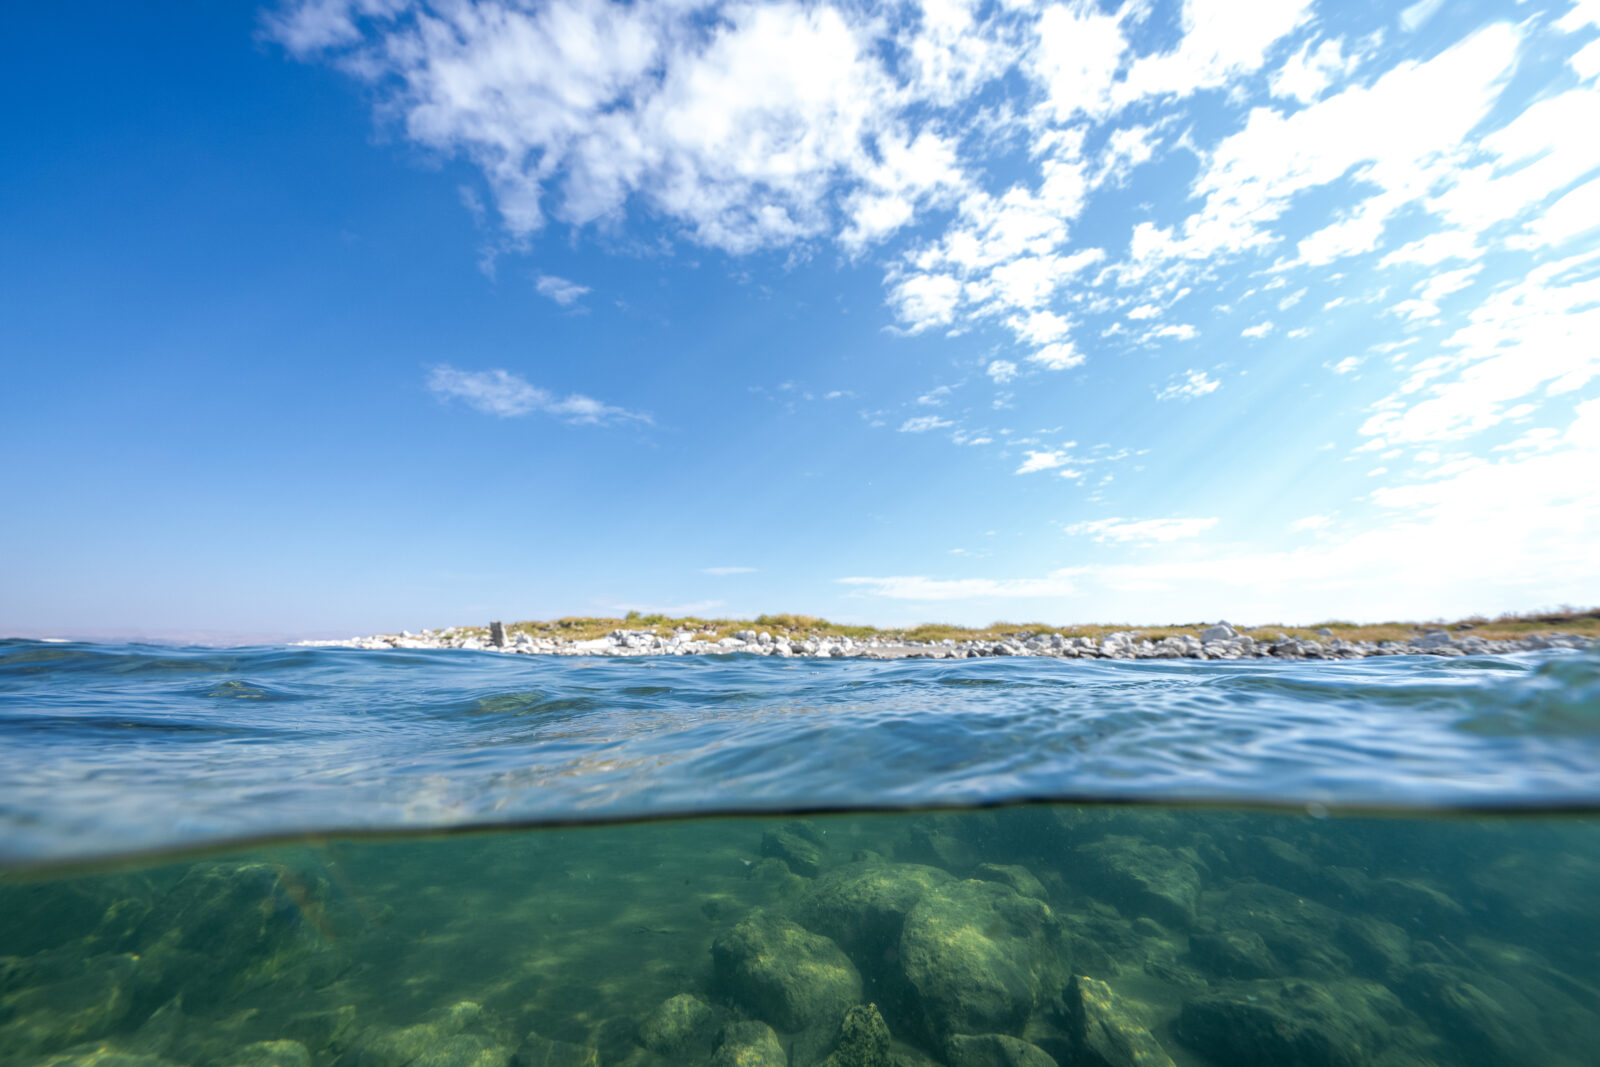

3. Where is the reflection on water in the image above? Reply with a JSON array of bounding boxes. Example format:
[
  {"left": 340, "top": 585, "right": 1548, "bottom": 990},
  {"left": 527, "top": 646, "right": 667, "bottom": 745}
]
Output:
[{"left": 3, "top": 804, "right": 1597, "bottom": 1067}]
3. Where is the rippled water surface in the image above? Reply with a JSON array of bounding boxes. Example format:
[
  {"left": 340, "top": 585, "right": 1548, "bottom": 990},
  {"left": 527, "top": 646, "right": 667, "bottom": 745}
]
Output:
[{"left": 3, "top": 640, "right": 1600, "bottom": 865}]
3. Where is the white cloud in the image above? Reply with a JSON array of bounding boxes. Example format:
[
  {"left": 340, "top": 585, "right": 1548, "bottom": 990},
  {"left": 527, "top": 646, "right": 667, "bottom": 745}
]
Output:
[
  {"left": 1514, "top": 176, "right": 1600, "bottom": 247},
  {"left": 1241, "top": 321, "right": 1274, "bottom": 338},
  {"left": 1269, "top": 38, "right": 1357, "bottom": 104},
  {"left": 1016, "top": 450, "right": 1069, "bottom": 475},
  {"left": 1029, "top": 340, "right": 1087, "bottom": 370},
  {"left": 1290, "top": 513, "right": 1334, "bottom": 531},
  {"left": 535, "top": 274, "right": 590, "bottom": 306},
  {"left": 1157, "top": 369, "right": 1221, "bottom": 401},
  {"left": 701, "top": 566, "right": 755, "bottom": 576},
  {"left": 1361, "top": 250, "right": 1600, "bottom": 444},
  {"left": 899, "top": 415, "right": 953, "bottom": 433},
  {"left": 1573, "top": 38, "right": 1600, "bottom": 81},
  {"left": 1065, "top": 516, "right": 1219, "bottom": 544},
  {"left": 426, "top": 365, "right": 648, "bottom": 424},
  {"left": 1148, "top": 323, "right": 1198, "bottom": 340},
  {"left": 1379, "top": 230, "right": 1481, "bottom": 268},
  {"left": 1115, "top": 0, "right": 1315, "bottom": 107},
  {"left": 987, "top": 359, "right": 1018, "bottom": 384},
  {"left": 1399, "top": 0, "right": 1446, "bottom": 33},
  {"left": 1126, "top": 304, "right": 1161, "bottom": 320}
]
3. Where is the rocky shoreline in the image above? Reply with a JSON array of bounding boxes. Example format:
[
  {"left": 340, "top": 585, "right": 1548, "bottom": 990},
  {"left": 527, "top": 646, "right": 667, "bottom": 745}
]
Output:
[{"left": 301, "top": 623, "right": 1596, "bottom": 660}]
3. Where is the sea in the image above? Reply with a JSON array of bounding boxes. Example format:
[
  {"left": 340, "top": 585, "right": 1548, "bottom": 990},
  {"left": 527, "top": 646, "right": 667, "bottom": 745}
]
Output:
[{"left": 2, "top": 639, "right": 1599, "bottom": 1067}]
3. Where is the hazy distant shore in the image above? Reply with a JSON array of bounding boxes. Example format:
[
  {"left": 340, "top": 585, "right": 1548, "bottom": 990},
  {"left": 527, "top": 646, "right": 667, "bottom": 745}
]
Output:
[{"left": 302, "top": 611, "right": 1599, "bottom": 661}]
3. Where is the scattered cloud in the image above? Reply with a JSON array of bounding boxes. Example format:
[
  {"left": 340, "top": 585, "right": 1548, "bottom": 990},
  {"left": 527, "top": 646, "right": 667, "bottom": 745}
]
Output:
[
  {"left": 1241, "top": 321, "right": 1274, "bottom": 339},
  {"left": 1156, "top": 369, "right": 1221, "bottom": 401},
  {"left": 986, "top": 360, "right": 1018, "bottom": 384},
  {"left": 1065, "top": 517, "right": 1220, "bottom": 544},
  {"left": 899, "top": 415, "right": 953, "bottom": 433},
  {"left": 426, "top": 365, "right": 648, "bottom": 424},
  {"left": 535, "top": 274, "right": 590, "bottom": 306},
  {"left": 1290, "top": 513, "right": 1334, "bottom": 532}
]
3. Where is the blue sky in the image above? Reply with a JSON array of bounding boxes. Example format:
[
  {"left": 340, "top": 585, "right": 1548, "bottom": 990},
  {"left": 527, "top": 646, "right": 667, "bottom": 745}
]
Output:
[{"left": 4, "top": 0, "right": 1599, "bottom": 640}]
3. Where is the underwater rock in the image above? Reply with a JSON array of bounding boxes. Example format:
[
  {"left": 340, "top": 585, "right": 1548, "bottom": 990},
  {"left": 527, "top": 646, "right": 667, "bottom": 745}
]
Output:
[
  {"left": 1397, "top": 963, "right": 1542, "bottom": 1067},
  {"left": 1185, "top": 930, "right": 1281, "bottom": 980},
  {"left": 516, "top": 1033, "right": 599, "bottom": 1067},
  {"left": 28, "top": 1051, "right": 180, "bottom": 1067},
  {"left": 974, "top": 865, "right": 1047, "bottom": 902},
  {"left": 222, "top": 1040, "right": 314, "bottom": 1067},
  {"left": 636, "top": 994, "right": 722, "bottom": 1059},
  {"left": 763, "top": 830, "right": 827, "bottom": 879},
  {"left": 340, "top": 1002, "right": 512, "bottom": 1067},
  {"left": 1077, "top": 838, "right": 1199, "bottom": 930},
  {"left": 709, "top": 1021, "right": 787, "bottom": 1067},
  {"left": 901, "top": 824, "right": 977, "bottom": 875},
  {"left": 898, "top": 879, "right": 1067, "bottom": 1043},
  {"left": 0, "top": 949, "right": 145, "bottom": 1057},
  {"left": 798, "top": 862, "right": 953, "bottom": 961},
  {"left": 133, "top": 862, "right": 351, "bottom": 1012},
  {"left": 944, "top": 1034, "right": 1058, "bottom": 1067},
  {"left": 712, "top": 910, "right": 862, "bottom": 1032},
  {"left": 1365, "top": 879, "right": 1467, "bottom": 935},
  {"left": 1174, "top": 978, "right": 1410, "bottom": 1067},
  {"left": 1199, "top": 883, "right": 1351, "bottom": 979},
  {"left": 1058, "top": 976, "right": 1174, "bottom": 1067},
  {"left": 817, "top": 1004, "right": 892, "bottom": 1067},
  {"left": 1337, "top": 915, "right": 1412, "bottom": 978}
]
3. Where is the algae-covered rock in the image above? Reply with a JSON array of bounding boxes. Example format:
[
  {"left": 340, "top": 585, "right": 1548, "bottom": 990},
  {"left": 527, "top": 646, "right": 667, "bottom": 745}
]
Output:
[
  {"left": 339, "top": 1002, "right": 512, "bottom": 1067},
  {"left": 515, "top": 1033, "right": 598, "bottom": 1067},
  {"left": 902, "top": 824, "right": 977, "bottom": 875},
  {"left": 1198, "top": 883, "right": 1351, "bottom": 978},
  {"left": 636, "top": 994, "right": 721, "bottom": 1059},
  {"left": 798, "top": 862, "right": 953, "bottom": 960},
  {"left": 134, "top": 862, "right": 350, "bottom": 1011},
  {"left": 1338, "top": 915, "right": 1412, "bottom": 978},
  {"left": 898, "top": 879, "right": 1067, "bottom": 1043},
  {"left": 712, "top": 911, "right": 862, "bottom": 1032},
  {"left": 222, "top": 1040, "right": 314, "bottom": 1067},
  {"left": 710, "top": 1021, "right": 787, "bottom": 1067},
  {"left": 1077, "top": 838, "right": 1199, "bottom": 930},
  {"left": 1060, "top": 976, "right": 1175, "bottom": 1067},
  {"left": 818, "top": 1004, "right": 891, "bottom": 1067},
  {"left": 944, "top": 1034, "right": 1057, "bottom": 1067},
  {"left": 974, "top": 865, "right": 1047, "bottom": 902},
  {"left": 1185, "top": 930, "right": 1281, "bottom": 980},
  {"left": 0, "top": 950, "right": 146, "bottom": 1057},
  {"left": 1174, "top": 979, "right": 1410, "bottom": 1067},
  {"left": 763, "top": 830, "right": 827, "bottom": 879},
  {"left": 1397, "top": 963, "right": 1541, "bottom": 1067},
  {"left": 29, "top": 1051, "right": 180, "bottom": 1067}
]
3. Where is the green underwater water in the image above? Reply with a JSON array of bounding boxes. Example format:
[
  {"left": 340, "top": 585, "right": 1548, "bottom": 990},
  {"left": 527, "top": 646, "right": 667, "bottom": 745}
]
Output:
[{"left": 2, "top": 805, "right": 1598, "bottom": 1067}]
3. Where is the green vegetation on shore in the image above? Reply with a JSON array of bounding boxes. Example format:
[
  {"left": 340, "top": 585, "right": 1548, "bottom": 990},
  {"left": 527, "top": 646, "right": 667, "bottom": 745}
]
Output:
[{"left": 431, "top": 607, "right": 1600, "bottom": 645}]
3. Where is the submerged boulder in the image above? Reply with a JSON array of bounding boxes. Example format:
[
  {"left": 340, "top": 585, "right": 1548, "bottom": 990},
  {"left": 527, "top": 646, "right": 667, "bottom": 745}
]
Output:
[
  {"left": 1060, "top": 976, "right": 1175, "bottom": 1067},
  {"left": 1077, "top": 839, "right": 1199, "bottom": 930},
  {"left": 222, "top": 1041, "right": 314, "bottom": 1067},
  {"left": 0, "top": 949, "right": 146, "bottom": 1058},
  {"left": 817, "top": 1004, "right": 892, "bottom": 1067},
  {"left": 974, "top": 865, "right": 1048, "bottom": 902},
  {"left": 1174, "top": 979, "right": 1411, "bottom": 1067},
  {"left": 763, "top": 827, "right": 828, "bottom": 879},
  {"left": 516, "top": 1033, "right": 599, "bottom": 1067},
  {"left": 898, "top": 880, "right": 1067, "bottom": 1043},
  {"left": 1397, "top": 963, "right": 1543, "bottom": 1067},
  {"left": 709, "top": 1021, "right": 787, "bottom": 1067},
  {"left": 339, "top": 1001, "right": 512, "bottom": 1067},
  {"left": 944, "top": 1035, "right": 1057, "bottom": 1067},
  {"left": 798, "top": 862, "right": 953, "bottom": 961},
  {"left": 636, "top": 993, "right": 722, "bottom": 1059},
  {"left": 712, "top": 911, "right": 862, "bottom": 1032},
  {"left": 1185, "top": 930, "right": 1281, "bottom": 980}
]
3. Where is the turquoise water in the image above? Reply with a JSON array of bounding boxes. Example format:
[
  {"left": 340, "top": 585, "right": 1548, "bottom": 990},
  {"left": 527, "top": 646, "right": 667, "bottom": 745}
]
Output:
[{"left": 3, "top": 640, "right": 1600, "bottom": 1066}]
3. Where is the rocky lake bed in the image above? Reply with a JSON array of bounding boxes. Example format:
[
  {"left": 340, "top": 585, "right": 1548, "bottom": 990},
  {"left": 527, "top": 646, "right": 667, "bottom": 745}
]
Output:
[{"left": 2, "top": 805, "right": 1596, "bottom": 1067}]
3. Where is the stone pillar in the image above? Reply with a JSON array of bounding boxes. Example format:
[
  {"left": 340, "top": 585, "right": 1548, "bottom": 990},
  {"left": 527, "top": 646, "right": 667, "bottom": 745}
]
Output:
[{"left": 490, "top": 621, "right": 508, "bottom": 647}]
